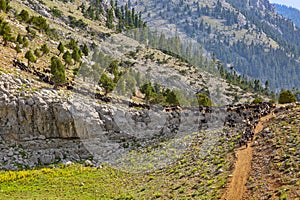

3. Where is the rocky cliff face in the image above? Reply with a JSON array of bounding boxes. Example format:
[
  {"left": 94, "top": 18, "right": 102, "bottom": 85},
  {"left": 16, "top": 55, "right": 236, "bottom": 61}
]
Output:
[
  {"left": 0, "top": 73, "right": 202, "bottom": 170},
  {"left": 0, "top": 72, "right": 277, "bottom": 171},
  {"left": 0, "top": 74, "right": 78, "bottom": 141}
]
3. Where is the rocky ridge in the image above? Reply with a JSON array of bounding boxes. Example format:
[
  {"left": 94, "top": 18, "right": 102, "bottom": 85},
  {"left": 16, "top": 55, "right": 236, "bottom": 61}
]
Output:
[
  {"left": 0, "top": 71, "right": 277, "bottom": 171},
  {"left": 0, "top": 72, "right": 204, "bottom": 170}
]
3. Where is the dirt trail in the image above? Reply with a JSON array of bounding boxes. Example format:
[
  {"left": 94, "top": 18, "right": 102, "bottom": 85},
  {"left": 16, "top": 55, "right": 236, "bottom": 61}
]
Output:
[{"left": 222, "top": 113, "right": 274, "bottom": 200}]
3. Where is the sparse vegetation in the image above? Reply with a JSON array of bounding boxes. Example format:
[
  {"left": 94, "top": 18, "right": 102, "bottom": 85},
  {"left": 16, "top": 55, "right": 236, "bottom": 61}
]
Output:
[
  {"left": 0, "top": 1, "right": 299, "bottom": 200},
  {"left": 244, "top": 106, "right": 300, "bottom": 199}
]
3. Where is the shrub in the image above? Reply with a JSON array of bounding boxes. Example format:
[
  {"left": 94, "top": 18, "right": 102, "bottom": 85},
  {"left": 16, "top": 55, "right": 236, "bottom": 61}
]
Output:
[
  {"left": 18, "top": 10, "right": 30, "bottom": 22},
  {"left": 278, "top": 90, "right": 296, "bottom": 104},
  {"left": 269, "top": 99, "right": 276, "bottom": 104},
  {"left": 29, "top": 16, "right": 49, "bottom": 32},
  {"left": 196, "top": 93, "right": 212, "bottom": 106},
  {"left": 251, "top": 97, "right": 263, "bottom": 104},
  {"left": 0, "top": 0, "right": 10, "bottom": 12},
  {"left": 50, "top": 7, "right": 62, "bottom": 17}
]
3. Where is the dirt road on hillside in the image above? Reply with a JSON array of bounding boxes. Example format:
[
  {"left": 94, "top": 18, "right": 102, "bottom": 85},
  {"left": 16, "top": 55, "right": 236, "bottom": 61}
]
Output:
[{"left": 222, "top": 113, "right": 274, "bottom": 200}]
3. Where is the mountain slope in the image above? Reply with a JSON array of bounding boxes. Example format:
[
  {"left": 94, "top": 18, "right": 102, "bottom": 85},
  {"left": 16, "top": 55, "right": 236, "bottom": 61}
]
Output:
[
  {"left": 0, "top": 103, "right": 298, "bottom": 199},
  {"left": 244, "top": 105, "right": 300, "bottom": 199},
  {"left": 117, "top": 0, "right": 300, "bottom": 91},
  {"left": 0, "top": 1, "right": 299, "bottom": 199},
  {"left": 274, "top": 3, "right": 300, "bottom": 28},
  {"left": 0, "top": 0, "right": 272, "bottom": 172}
]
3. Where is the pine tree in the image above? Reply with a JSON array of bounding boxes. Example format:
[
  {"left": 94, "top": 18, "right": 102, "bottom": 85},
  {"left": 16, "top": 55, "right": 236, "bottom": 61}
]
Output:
[
  {"left": 196, "top": 93, "right": 212, "bottom": 106},
  {"left": 67, "top": 38, "right": 77, "bottom": 50},
  {"left": 0, "top": 0, "right": 9, "bottom": 12},
  {"left": 50, "top": 56, "right": 66, "bottom": 87},
  {"left": 140, "top": 82, "right": 155, "bottom": 103},
  {"left": 106, "top": 8, "right": 114, "bottom": 29},
  {"left": 25, "top": 50, "right": 36, "bottom": 67},
  {"left": 16, "top": 34, "right": 23, "bottom": 44},
  {"left": 0, "top": 0, "right": 7, "bottom": 12},
  {"left": 18, "top": 10, "right": 29, "bottom": 22},
  {"left": 40, "top": 44, "right": 50, "bottom": 56},
  {"left": 22, "top": 36, "right": 29, "bottom": 48},
  {"left": 79, "top": 62, "right": 91, "bottom": 81},
  {"left": 15, "top": 44, "right": 21, "bottom": 54},
  {"left": 82, "top": 44, "right": 89, "bottom": 56},
  {"left": 107, "top": 60, "right": 119, "bottom": 76},
  {"left": 99, "top": 73, "right": 115, "bottom": 95},
  {"left": 62, "top": 51, "right": 73, "bottom": 66},
  {"left": 165, "top": 89, "right": 179, "bottom": 106},
  {"left": 0, "top": 21, "right": 14, "bottom": 46},
  {"left": 72, "top": 47, "right": 81, "bottom": 65},
  {"left": 34, "top": 49, "right": 41, "bottom": 58},
  {"left": 57, "top": 42, "right": 65, "bottom": 56},
  {"left": 30, "top": 16, "right": 49, "bottom": 33}
]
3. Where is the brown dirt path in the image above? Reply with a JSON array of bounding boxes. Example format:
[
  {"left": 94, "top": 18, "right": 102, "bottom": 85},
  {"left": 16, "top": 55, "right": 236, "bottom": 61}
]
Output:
[{"left": 222, "top": 113, "right": 274, "bottom": 200}]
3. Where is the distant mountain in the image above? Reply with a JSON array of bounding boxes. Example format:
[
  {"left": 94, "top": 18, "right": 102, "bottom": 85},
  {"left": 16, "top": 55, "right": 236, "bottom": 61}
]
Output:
[
  {"left": 274, "top": 3, "right": 300, "bottom": 27},
  {"left": 117, "top": 0, "right": 300, "bottom": 91}
]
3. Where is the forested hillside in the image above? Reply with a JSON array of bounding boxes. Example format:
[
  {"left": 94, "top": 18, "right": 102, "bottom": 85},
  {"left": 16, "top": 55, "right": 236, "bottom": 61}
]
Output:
[
  {"left": 274, "top": 4, "right": 300, "bottom": 28},
  {"left": 117, "top": 0, "right": 300, "bottom": 91}
]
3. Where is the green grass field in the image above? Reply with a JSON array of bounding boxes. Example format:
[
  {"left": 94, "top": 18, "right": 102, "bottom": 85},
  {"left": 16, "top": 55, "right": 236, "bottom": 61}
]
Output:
[
  {"left": 0, "top": 137, "right": 232, "bottom": 200},
  {"left": 0, "top": 165, "right": 143, "bottom": 200}
]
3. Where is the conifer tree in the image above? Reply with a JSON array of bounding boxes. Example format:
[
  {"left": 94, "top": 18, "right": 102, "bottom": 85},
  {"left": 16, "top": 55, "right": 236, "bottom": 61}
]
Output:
[
  {"left": 34, "top": 49, "right": 41, "bottom": 58},
  {"left": 62, "top": 50, "right": 73, "bottom": 66},
  {"left": 79, "top": 62, "right": 91, "bottom": 81},
  {"left": 196, "top": 93, "right": 212, "bottom": 106},
  {"left": 15, "top": 44, "right": 21, "bottom": 54},
  {"left": 140, "top": 82, "right": 155, "bottom": 103},
  {"left": 0, "top": 0, "right": 10, "bottom": 12},
  {"left": 57, "top": 42, "right": 65, "bottom": 56},
  {"left": 0, "top": 21, "right": 14, "bottom": 46},
  {"left": 50, "top": 56, "right": 66, "bottom": 86},
  {"left": 72, "top": 47, "right": 81, "bottom": 65},
  {"left": 165, "top": 89, "right": 179, "bottom": 106},
  {"left": 22, "top": 36, "right": 29, "bottom": 48},
  {"left": 106, "top": 8, "right": 114, "bottom": 29},
  {"left": 16, "top": 34, "right": 23, "bottom": 44},
  {"left": 82, "top": 44, "right": 89, "bottom": 56},
  {"left": 99, "top": 73, "right": 115, "bottom": 95},
  {"left": 67, "top": 38, "right": 77, "bottom": 50},
  {"left": 40, "top": 44, "right": 50, "bottom": 56},
  {"left": 25, "top": 50, "right": 36, "bottom": 67},
  {"left": 18, "top": 10, "right": 30, "bottom": 22}
]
